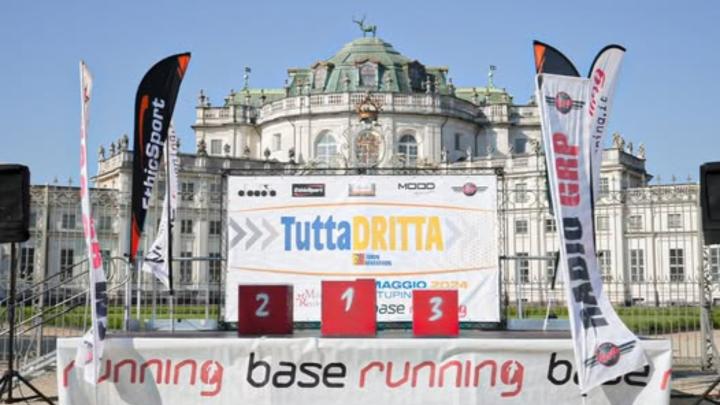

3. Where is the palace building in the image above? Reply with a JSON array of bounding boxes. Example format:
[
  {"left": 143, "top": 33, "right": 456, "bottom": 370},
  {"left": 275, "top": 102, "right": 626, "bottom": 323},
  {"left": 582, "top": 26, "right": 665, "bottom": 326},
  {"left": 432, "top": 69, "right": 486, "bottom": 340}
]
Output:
[{"left": 3, "top": 30, "right": 713, "bottom": 306}]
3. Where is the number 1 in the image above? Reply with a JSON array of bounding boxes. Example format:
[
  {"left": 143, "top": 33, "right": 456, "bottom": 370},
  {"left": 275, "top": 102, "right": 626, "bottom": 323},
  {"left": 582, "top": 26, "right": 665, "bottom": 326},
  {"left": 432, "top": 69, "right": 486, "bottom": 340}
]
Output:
[{"left": 341, "top": 287, "right": 354, "bottom": 312}]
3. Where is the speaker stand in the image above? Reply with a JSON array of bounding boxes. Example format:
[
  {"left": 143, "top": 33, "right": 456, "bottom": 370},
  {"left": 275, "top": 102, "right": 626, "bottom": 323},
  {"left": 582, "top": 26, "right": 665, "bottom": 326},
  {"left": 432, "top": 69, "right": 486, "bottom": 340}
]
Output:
[{"left": 0, "top": 243, "right": 54, "bottom": 404}]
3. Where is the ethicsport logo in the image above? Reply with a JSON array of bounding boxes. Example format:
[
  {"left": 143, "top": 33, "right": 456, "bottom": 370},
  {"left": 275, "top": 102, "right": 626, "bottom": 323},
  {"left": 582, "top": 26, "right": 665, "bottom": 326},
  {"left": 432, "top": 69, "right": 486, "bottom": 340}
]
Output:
[
  {"left": 292, "top": 183, "right": 325, "bottom": 198},
  {"left": 545, "top": 92, "right": 584, "bottom": 114},
  {"left": 584, "top": 340, "right": 636, "bottom": 368}
]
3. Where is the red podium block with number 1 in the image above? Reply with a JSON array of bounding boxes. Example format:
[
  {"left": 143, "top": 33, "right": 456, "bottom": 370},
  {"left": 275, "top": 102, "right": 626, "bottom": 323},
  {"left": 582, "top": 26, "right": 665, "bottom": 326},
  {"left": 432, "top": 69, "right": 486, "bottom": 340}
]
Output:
[
  {"left": 238, "top": 285, "right": 293, "bottom": 335},
  {"left": 412, "top": 290, "right": 459, "bottom": 337},
  {"left": 322, "top": 279, "right": 376, "bottom": 336}
]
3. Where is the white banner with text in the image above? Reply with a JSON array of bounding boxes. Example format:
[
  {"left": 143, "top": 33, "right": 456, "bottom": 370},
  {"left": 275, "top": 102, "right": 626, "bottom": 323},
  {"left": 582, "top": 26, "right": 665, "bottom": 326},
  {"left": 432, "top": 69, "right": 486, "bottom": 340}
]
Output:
[
  {"left": 58, "top": 336, "right": 671, "bottom": 405},
  {"left": 226, "top": 175, "right": 499, "bottom": 322}
]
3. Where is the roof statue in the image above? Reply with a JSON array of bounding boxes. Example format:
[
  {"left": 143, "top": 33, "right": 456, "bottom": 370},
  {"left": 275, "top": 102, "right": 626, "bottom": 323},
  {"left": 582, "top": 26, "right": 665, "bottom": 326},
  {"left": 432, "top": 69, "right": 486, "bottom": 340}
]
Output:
[
  {"left": 352, "top": 15, "right": 377, "bottom": 38},
  {"left": 488, "top": 65, "right": 496, "bottom": 88}
]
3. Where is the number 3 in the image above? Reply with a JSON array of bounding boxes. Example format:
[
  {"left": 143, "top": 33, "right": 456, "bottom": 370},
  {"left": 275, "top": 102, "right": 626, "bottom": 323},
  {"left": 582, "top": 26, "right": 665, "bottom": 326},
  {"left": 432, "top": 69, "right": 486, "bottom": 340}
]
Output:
[
  {"left": 255, "top": 293, "right": 269, "bottom": 317},
  {"left": 429, "top": 296, "right": 443, "bottom": 321},
  {"left": 341, "top": 287, "right": 354, "bottom": 312}
]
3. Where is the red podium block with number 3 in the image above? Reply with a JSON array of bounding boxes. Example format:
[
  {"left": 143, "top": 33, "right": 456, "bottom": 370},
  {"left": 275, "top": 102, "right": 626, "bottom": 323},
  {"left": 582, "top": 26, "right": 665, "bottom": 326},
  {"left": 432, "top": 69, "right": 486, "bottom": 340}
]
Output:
[
  {"left": 412, "top": 290, "right": 459, "bottom": 337},
  {"left": 321, "top": 279, "right": 376, "bottom": 336},
  {"left": 238, "top": 285, "right": 293, "bottom": 335}
]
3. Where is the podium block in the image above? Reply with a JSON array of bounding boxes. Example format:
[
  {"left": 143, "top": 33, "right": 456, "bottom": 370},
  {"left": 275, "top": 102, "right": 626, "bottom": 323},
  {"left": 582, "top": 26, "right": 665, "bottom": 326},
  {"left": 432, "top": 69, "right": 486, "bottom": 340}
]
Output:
[
  {"left": 322, "top": 279, "right": 376, "bottom": 336},
  {"left": 238, "top": 285, "right": 293, "bottom": 335},
  {"left": 412, "top": 290, "right": 459, "bottom": 337}
]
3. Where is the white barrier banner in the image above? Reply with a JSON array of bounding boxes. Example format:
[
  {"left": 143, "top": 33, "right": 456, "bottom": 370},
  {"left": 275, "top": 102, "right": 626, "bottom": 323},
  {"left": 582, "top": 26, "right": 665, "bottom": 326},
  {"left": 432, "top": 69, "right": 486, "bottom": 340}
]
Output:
[
  {"left": 58, "top": 336, "right": 671, "bottom": 405},
  {"left": 226, "top": 175, "right": 499, "bottom": 322}
]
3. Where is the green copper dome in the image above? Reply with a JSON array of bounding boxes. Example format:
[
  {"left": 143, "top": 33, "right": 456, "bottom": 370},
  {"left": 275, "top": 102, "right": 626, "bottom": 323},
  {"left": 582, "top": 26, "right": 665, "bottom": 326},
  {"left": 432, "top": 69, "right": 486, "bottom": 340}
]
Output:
[
  {"left": 285, "top": 36, "right": 450, "bottom": 95},
  {"left": 328, "top": 37, "right": 411, "bottom": 66}
]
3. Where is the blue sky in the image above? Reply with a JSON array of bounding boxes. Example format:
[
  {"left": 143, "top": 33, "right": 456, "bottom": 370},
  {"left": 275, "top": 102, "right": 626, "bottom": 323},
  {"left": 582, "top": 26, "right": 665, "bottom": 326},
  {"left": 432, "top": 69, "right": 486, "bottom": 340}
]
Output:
[{"left": 1, "top": 0, "right": 717, "bottom": 184}]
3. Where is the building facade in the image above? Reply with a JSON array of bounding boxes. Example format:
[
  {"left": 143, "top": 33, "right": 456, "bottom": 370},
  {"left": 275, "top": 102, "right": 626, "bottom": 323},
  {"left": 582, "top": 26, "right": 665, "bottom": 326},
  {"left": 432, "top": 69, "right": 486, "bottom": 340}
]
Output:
[{"left": 2, "top": 34, "right": 715, "bottom": 305}]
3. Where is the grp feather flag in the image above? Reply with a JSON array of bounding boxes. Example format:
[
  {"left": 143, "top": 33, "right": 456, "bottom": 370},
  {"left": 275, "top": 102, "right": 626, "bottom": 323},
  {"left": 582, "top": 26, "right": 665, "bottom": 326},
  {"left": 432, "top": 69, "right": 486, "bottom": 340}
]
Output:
[
  {"left": 75, "top": 61, "right": 109, "bottom": 384},
  {"left": 533, "top": 41, "right": 646, "bottom": 393},
  {"left": 587, "top": 45, "right": 625, "bottom": 204},
  {"left": 141, "top": 123, "right": 179, "bottom": 288},
  {"left": 130, "top": 53, "right": 190, "bottom": 263}
]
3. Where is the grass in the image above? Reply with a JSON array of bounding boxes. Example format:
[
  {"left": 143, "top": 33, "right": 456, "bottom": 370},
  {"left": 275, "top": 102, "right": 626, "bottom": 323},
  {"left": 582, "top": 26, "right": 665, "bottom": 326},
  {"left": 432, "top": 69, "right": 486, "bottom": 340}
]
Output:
[{"left": 507, "top": 305, "right": 719, "bottom": 335}]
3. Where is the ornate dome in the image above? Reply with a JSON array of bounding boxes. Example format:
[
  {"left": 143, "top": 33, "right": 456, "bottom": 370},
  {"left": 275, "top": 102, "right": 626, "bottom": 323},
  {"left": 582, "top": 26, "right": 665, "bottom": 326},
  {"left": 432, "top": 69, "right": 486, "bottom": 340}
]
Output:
[{"left": 286, "top": 36, "right": 449, "bottom": 95}]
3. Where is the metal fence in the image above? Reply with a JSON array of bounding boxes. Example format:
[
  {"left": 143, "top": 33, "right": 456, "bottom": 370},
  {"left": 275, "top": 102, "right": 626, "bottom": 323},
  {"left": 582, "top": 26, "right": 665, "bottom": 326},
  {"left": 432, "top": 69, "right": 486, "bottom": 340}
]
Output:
[{"left": 0, "top": 172, "right": 717, "bottom": 376}]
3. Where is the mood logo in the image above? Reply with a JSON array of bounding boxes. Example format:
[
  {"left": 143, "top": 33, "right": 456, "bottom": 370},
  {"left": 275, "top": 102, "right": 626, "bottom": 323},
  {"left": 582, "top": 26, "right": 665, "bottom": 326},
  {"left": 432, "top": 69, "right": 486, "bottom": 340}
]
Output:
[{"left": 281, "top": 216, "right": 444, "bottom": 252}]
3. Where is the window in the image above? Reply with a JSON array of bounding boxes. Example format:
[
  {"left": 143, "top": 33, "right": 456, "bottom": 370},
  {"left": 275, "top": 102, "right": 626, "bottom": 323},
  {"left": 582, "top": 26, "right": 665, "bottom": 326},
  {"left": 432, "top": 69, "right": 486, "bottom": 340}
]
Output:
[
  {"left": 315, "top": 133, "right": 337, "bottom": 164},
  {"left": 210, "top": 139, "right": 222, "bottom": 155},
  {"left": 98, "top": 215, "right": 112, "bottom": 231},
  {"left": 546, "top": 251, "right": 558, "bottom": 282},
  {"left": 60, "top": 249, "right": 74, "bottom": 281},
  {"left": 20, "top": 247, "right": 34, "bottom": 280},
  {"left": 180, "top": 251, "right": 192, "bottom": 284},
  {"left": 599, "top": 178, "right": 609, "bottom": 198},
  {"left": 710, "top": 247, "right": 720, "bottom": 282},
  {"left": 628, "top": 215, "right": 643, "bottom": 231},
  {"left": 598, "top": 250, "right": 612, "bottom": 281},
  {"left": 669, "top": 248, "right": 684, "bottom": 281},
  {"left": 29, "top": 210, "right": 37, "bottom": 229},
  {"left": 181, "top": 182, "right": 195, "bottom": 201},
  {"left": 397, "top": 134, "right": 418, "bottom": 165},
  {"left": 355, "top": 132, "right": 381, "bottom": 166},
  {"left": 209, "top": 220, "right": 222, "bottom": 236},
  {"left": 61, "top": 213, "right": 76, "bottom": 230},
  {"left": 544, "top": 218, "right": 557, "bottom": 233},
  {"left": 596, "top": 215, "right": 609, "bottom": 231},
  {"left": 181, "top": 219, "right": 193, "bottom": 234},
  {"left": 209, "top": 252, "right": 222, "bottom": 283},
  {"left": 517, "top": 253, "right": 529, "bottom": 283},
  {"left": 513, "top": 137, "right": 527, "bottom": 154},
  {"left": 668, "top": 213, "right": 682, "bottom": 229},
  {"left": 514, "top": 183, "right": 528, "bottom": 203},
  {"left": 209, "top": 182, "right": 221, "bottom": 203},
  {"left": 272, "top": 133, "right": 282, "bottom": 151},
  {"left": 454, "top": 133, "right": 462, "bottom": 151},
  {"left": 515, "top": 219, "right": 528, "bottom": 235},
  {"left": 101, "top": 249, "right": 112, "bottom": 266},
  {"left": 630, "top": 249, "right": 645, "bottom": 282},
  {"left": 359, "top": 61, "right": 377, "bottom": 88}
]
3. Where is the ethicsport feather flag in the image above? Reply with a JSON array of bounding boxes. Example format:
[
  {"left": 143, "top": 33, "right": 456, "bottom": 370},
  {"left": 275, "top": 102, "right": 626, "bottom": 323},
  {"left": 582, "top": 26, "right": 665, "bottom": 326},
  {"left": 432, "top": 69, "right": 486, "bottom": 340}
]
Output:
[
  {"left": 533, "top": 41, "right": 646, "bottom": 393},
  {"left": 130, "top": 53, "right": 190, "bottom": 264}
]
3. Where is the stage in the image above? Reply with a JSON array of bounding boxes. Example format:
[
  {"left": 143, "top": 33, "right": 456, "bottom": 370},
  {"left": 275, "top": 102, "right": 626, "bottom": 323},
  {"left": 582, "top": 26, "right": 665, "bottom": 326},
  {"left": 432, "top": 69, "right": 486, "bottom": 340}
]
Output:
[{"left": 57, "top": 331, "right": 671, "bottom": 405}]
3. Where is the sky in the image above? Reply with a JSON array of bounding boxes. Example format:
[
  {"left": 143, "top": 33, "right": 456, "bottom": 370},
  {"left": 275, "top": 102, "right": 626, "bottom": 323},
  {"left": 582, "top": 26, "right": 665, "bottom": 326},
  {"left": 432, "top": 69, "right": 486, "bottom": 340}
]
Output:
[{"left": 1, "top": 0, "right": 718, "bottom": 185}]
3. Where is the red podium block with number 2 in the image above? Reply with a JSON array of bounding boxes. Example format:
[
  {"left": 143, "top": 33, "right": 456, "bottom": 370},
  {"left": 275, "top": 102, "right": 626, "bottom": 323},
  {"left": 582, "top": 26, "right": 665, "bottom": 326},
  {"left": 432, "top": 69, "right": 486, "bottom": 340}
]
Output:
[
  {"left": 412, "top": 290, "right": 459, "bottom": 337},
  {"left": 238, "top": 285, "right": 293, "bottom": 335},
  {"left": 322, "top": 279, "right": 376, "bottom": 336}
]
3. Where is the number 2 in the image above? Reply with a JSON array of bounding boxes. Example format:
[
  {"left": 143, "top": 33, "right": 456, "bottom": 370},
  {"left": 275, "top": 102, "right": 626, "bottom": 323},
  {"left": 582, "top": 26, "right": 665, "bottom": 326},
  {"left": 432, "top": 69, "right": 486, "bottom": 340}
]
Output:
[
  {"left": 341, "top": 287, "right": 354, "bottom": 312},
  {"left": 255, "top": 293, "right": 269, "bottom": 317},
  {"left": 429, "top": 296, "right": 443, "bottom": 321}
]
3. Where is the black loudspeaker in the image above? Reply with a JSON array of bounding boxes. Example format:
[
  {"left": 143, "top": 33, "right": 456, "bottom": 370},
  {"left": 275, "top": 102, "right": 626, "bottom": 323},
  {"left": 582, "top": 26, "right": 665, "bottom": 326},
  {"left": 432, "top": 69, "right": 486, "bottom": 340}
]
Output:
[
  {"left": 0, "top": 164, "right": 30, "bottom": 243},
  {"left": 701, "top": 162, "right": 720, "bottom": 245}
]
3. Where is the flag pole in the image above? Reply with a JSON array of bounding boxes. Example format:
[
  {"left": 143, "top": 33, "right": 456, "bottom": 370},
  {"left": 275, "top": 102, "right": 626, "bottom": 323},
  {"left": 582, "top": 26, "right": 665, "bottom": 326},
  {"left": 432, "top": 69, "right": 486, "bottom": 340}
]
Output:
[{"left": 166, "top": 135, "right": 175, "bottom": 333}]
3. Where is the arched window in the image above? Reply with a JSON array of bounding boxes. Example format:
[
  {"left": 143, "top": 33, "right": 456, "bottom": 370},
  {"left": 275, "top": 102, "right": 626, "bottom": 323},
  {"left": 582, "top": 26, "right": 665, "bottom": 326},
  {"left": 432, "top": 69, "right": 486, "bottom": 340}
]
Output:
[
  {"left": 315, "top": 133, "right": 337, "bottom": 164},
  {"left": 398, "top": 134, "right": 418, "bottom": 164}
]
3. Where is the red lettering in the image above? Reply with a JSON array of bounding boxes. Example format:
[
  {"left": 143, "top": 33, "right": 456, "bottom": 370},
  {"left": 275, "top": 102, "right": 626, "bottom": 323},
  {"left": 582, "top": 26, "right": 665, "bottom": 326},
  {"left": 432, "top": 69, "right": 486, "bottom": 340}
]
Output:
[
  {"left": 556, "top": 158, "right": 578, "bottom": 181},
  {"left": 559, "top": 183, "right": 580, "bottom": 206},
  {"left": 91, "top": 242, "right": 103, "bottom": 268},
  {"left": 552, "top": 132, "right": 578, "bottom": 156},
  {"left": 359, "top": 361, "right": 384, "bottom": 388},
  {"left": 660, "top": 368, "right": 672, "bottom": 390}
]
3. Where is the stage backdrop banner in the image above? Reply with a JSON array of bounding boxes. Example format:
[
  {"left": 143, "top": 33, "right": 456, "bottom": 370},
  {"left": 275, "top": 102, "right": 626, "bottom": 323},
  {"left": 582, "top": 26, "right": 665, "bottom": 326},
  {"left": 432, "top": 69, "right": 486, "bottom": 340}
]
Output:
[
  {"left": 57, "top": 336, "right": 671, "bottom": 405},
  {"left": 225, "top": 175, "right": 499, "bottom": 322}
]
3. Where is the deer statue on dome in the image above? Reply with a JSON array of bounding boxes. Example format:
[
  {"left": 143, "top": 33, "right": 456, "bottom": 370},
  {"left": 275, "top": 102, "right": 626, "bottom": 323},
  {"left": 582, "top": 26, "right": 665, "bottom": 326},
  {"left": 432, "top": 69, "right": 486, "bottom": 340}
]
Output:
[{"left": 352, "top": 15, "right": 377, "bottom": 38}]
